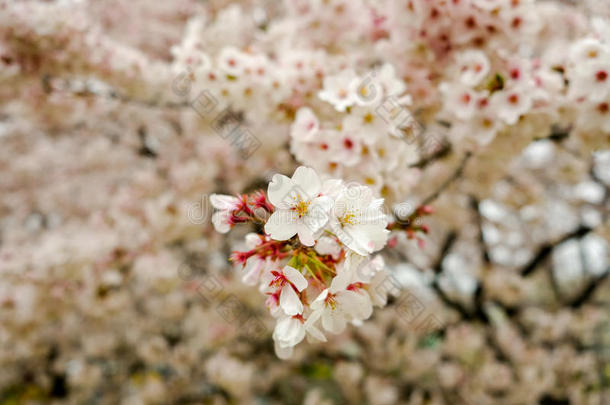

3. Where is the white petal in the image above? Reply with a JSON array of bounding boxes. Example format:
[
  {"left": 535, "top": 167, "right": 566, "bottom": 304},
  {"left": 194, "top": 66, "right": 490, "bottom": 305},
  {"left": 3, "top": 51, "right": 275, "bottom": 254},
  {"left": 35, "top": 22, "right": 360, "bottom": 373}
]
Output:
[
  {"left": 304, "top": 311, "right": 327, "bottom": 342},
  {"left": 314, "top": 236, "right": 341, "bottom": 257},
  {"left": 369, "top": 271, "right": 391, "bottom": 307},
  {"left": 212, "top": 211, "right": 231, "bottom": 233},
  {"left": 330, "top": 267, "right": 353, "bottom": 293},
  {"left": 273, "top": 317, "right": 305, "bottom": 347},
  {"left": 280, "top": 285, "right": 303, "bottom": 316},
  {"left": 310, "top": 289, "right": 329, "bottom": 310},
  {"left": 283, "top": 266, "right": 308, "bottom": 291},
  {"left": 344, "top": 225, "right": 389, "bottom": 255},
  {"left": 339, "top": 227, "right": 370, "bottom": 255},
  {"left": 292, "top": 108, "right": 319, "bottom": 141},
  {"left": 303, "top": 215, "right": 329, "bottom": 238},
  {"left": 365, "top": 226, "right": 390, "bottom": 252},
  {"left": 291, "top": 166, "right": 321, "bottom": 198},
  {"left": 306, "top": 324, "right": 327, "bottom": 343},
  {"left": 274, "top": 341, "right": 294, "bottom": 359},
  {"left": 267, "top": 174, "right": 295, "bottom": 208},
  {"left": 297, "top": 225, "right": 316, "bottom": 246},
  {"left": 306, "top": 197, "right": 333, "bottom": 230},
  {"left": 272, "top": 317, "right": 290, "bottom": 341},
  {"left": 369, "top": 197, "right": 385, "bottom": 212},
  {"left": 264, "top": 210, "right": 299, "bottom": 240},
  {"left": 210, "top": 194, "right": 240, "bottom": 210},
  {"left": 352, "top": 255, "right": 384, "bottom": 283},
  {"left": 341, "top": 290, "right": 373, "bottom": 321},
  {"left": 322, "top": 309, "right": 347, "bottom": 334},
  {"left": 346, "top": 186, "right": 374, "bottom": 207},
  {"left": 312, "top": 195, "right": 334, "bottom": 212},
  {"left": 288, "top": 322, "right": 306, "bottom": 347},
  {"left": 245, "top": 233, "right": 261, "bottom": 249},
  {"left": 242, "top": 260, "right": 264, "bottom": 286},
  {"left": 320, "top": 179, "right": 344, "bottom": 198}
]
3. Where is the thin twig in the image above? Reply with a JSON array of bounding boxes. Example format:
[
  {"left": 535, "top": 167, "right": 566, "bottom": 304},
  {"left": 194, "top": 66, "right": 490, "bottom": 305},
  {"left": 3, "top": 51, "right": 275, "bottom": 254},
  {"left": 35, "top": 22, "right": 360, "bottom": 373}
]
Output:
[
  {"left": 421, "top": 152, "right": 472, "bottom": 206},
  {"left": 469, "top": 195, "right": 491, "bottom": 265},
  {"left": 409, "top": 142, "right": 452, "bottom": 169}
]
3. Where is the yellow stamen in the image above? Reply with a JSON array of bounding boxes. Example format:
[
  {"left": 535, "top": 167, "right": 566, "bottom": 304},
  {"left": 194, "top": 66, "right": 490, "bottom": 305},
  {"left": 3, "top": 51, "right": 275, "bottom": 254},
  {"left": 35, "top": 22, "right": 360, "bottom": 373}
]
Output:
[
  {"left": 325, "top": 295, "right": 337, "bottom": 310},
  {"left": 340, "top": 212, "right": 357, "bottom": 226},
  {"left": 292, "top": 196, "right": 311, "bottom": 217}
]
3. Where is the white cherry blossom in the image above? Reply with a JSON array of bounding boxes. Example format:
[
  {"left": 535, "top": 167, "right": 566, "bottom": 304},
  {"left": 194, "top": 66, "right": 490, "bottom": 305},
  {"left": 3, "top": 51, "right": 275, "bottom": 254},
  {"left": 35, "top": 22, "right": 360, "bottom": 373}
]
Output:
[
  {"left": 265, "top": 166, "right": 333, "bottom": 246},
  {"left": 492, "top": 86, "right": 533, "bottom": 125},
  {"left": 308, "top": 262, "right": 373, "bottom": 334},
  {"left": 318, "top": 69, "right": 358, "bottom": 112},
  {"left": 291, "top": 107, "right": 320, "bottom": 142},
  {"left": 273, "top": 313, "right": 326, "bottom": 351},
  {"left": 210, "top": 194, "right": 241, "bottom": 233},
  {"left": 262, "top": 265, "right": 308, "bottom": 316},
  {"left": 328, "top": 185, "right": 389, "bottom": 256},
  {"left": 456, "top": 50, "right": 490, "bottom": 86},
  {"left": 273, "top": 315, "right": 306, "bottom": 348}
]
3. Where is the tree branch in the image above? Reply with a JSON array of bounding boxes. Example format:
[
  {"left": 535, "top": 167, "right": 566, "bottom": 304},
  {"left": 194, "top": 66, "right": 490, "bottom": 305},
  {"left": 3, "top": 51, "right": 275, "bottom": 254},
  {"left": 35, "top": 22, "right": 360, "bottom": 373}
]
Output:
[
  {"left": 568, "top": 270, "right": 610, "bottom": 308},
  {"left": 421, "top": 152, "right": 472, "bottom": 206},
  {"left": 520, "top": 225, "right": 592, "bottom": 276},
  {"left": 410, "top": 142, "right": 452, "bottom": 169}
]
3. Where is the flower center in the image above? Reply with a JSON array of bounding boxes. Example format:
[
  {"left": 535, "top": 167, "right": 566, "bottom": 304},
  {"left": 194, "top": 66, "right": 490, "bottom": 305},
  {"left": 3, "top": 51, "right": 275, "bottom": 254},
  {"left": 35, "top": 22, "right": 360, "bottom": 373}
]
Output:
[
  {"left": 340, "top": 211, "right": 358, "bottom": 226},
  {"left": 324, "top": 293, "right": 337, "bottom": 310},
  {"left": 292, "top": 197, "right": 311, "bottom": 217},
  {"left": 269, "top": 271, "right": 287, "bottom": 288}
]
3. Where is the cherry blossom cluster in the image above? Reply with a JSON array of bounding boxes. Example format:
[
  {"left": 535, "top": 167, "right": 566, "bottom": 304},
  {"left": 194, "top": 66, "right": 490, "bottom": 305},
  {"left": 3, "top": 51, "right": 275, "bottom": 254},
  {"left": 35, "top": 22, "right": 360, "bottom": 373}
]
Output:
[
  {"left": 438, "top": 51, "right": 565, "bottom": 146},
  {"left": 565, "top": 37, "right": 610, "bottom": 138},
  {"left": 163, "top": 0, "right": 609, "bottom": 206},
  {"left": 211, "top": 166, "right": 403, "bottom": 358},
  {"left": 290, "top": 65, "right": 423, "bottom": 202},
  {"left": 0, "top": 0, "right": 608, "bottom": 402}
]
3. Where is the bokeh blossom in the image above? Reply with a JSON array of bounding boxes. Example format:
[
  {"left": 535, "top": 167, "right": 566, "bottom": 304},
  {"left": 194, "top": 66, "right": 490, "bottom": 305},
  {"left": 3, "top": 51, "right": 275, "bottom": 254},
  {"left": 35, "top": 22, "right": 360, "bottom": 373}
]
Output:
[{"left": 0, "top": 0, "right": 608, "bottom": 403}]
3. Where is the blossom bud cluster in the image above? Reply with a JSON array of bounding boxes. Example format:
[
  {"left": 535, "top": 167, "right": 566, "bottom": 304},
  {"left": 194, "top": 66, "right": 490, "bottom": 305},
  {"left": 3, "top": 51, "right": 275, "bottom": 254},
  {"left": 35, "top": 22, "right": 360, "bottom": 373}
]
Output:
[{"left": 211, "top": 166, "right": 403, "bottom": 358}]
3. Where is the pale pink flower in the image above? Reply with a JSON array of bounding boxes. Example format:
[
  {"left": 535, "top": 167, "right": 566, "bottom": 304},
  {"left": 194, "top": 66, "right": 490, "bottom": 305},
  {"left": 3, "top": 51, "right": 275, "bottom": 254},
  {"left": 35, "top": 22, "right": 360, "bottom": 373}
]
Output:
[
  {"left": 491, "top": 87, "right": 533, "bottom": 125},
  {"left": 456, "top": 50, "right": 490, "bottom": 86},
  {"left": 210, "top": 194, "right": 241, "bottom": 233},
  {"left": 291, "top": 107, "right": 320, "bottom": 142},
  {"left": 264, "top": 166, "right": 333, "bottom": 246},
  {"left": 318, "top": 69, "right": 358, "bottom": 112},
  {"left": 308, "top": 263, "right": 373, "bottom": 334},
  {"left": 262, "top": 265, "right": 308, "bottom": 316},
  {"left": 328, "top": 185, "right": 389, "bottom": 256}
]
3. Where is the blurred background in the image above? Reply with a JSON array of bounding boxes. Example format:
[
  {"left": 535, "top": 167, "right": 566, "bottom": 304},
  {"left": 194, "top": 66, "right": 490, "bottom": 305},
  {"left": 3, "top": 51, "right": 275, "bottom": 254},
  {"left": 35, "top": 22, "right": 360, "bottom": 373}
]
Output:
[{"left": 0, "top": 0, "right": 608, "bottom": 404}]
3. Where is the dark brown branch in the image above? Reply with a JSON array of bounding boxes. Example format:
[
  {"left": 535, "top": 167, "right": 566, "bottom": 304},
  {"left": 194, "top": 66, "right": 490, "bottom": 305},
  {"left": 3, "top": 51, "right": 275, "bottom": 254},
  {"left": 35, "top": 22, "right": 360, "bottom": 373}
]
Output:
[
  {"left": 534, "top": 124, "right": 571, "bottom": 143},
  {"left": 429, "top": 232, "right": 487, "bottom": 322},
  {"left": 521, "top": 225, "right": 592, "bottom": 276},
  {"left": 469, "top": 195, "right": 491, "bottom": 265},
  {"left": 410, "top": 142, "right": 452, "bottom": 169},
  {"left": 432, "top": 231, "right": 457, "bottom": 274},
  {"left": 430, "top": 279, "right": 473, "bottom": 320},
  {"left": 568, "top": 270, "right": 610, "bottom": 308},
  {"left": 421, "top": 152, "right": 472, "bottom": 206}
]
